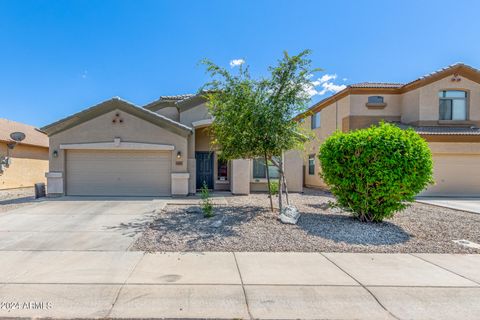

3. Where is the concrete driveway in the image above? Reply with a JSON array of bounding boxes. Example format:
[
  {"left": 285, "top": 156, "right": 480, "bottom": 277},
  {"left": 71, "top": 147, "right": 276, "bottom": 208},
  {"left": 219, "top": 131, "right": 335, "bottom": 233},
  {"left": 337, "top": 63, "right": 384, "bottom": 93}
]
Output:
[
  {"left": 0, "top": 197, "right": 166, "bottom": 251},
  {"left": 417, "top": 197, "right": 480, "bottom": 214}
]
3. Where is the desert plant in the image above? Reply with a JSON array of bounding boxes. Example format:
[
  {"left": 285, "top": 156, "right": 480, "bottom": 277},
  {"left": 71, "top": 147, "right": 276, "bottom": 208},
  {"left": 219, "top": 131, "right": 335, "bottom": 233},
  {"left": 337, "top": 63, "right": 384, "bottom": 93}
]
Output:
[
  {"left": 319, "top": 122, "right": 433, "bottom": 222},
  {"left": 200, "top": 181, "right": 214, "bottom": 218},
  {"left": 269, "top": 180, "right": 279, "bottom": 196},
  {"left": 201, "top": 50, "right": 318, "bottom": 213}
]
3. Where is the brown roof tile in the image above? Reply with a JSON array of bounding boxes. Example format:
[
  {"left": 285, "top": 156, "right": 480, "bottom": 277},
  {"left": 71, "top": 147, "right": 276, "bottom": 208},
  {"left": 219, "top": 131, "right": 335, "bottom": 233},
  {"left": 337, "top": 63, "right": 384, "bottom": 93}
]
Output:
[
  {"left": 395, "top": 122, "right": 480, "bottom": 136},
  {"left": 349, "top": 82, "right": 404, "bottom": 88}
]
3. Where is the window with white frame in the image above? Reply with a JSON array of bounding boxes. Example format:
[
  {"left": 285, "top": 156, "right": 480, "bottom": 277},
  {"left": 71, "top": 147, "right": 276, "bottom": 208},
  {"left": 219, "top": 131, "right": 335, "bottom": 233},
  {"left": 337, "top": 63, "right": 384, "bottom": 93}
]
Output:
[
  {"left": 311, "top": 112, "right": 321, "bottom": 129},
  {"left": 252, "top": 158, "right": 280, "bottom": 179},
  {"left": 439, "top": 90, "right": 467, "bottom": 120}
]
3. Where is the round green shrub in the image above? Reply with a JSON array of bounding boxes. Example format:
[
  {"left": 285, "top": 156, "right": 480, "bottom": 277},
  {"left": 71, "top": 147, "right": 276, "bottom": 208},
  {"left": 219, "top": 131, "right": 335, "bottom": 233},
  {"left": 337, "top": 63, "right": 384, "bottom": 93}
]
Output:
[{"left": 319, "top": 122, "right": 433, "bottom": 222}]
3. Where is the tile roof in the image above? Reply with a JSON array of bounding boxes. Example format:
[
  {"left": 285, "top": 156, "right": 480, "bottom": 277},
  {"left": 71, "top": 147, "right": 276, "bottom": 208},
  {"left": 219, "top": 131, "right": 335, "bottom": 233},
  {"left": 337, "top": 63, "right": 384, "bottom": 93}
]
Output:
[
  {"left": 402, "top": 62, "right": 480, "bottom": 87},
  {"left": 395, "top": 123, "right": 480, "bottom": 135},
  {"left": 0, "top": 118, "right": 49, "bottom": 147},
  {"left": 159, "top": 94, "right": 195, "bottom": 101},
  {"left": 349, "top": 82, "right": 404, "bottom": 88},
  {"left": 41, "top": 97, "right": 193, "bottom": 137}
]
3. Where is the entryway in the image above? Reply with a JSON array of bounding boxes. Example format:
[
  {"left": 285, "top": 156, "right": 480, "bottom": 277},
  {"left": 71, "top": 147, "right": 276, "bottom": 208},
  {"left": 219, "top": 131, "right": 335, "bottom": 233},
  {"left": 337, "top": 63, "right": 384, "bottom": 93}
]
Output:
[{"left": 196, "top": 151, "right": 214, "bottom": 189}]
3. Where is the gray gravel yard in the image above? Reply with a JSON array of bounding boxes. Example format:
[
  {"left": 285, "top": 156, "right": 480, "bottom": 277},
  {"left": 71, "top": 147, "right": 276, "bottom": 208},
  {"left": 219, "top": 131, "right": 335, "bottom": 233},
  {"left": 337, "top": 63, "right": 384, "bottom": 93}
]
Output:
[
  {"left": 0, "top": 187, "right": 36, "bottom": 214},
  {"left": 133, "top": 189, "right": 480, "bottom": 253}
]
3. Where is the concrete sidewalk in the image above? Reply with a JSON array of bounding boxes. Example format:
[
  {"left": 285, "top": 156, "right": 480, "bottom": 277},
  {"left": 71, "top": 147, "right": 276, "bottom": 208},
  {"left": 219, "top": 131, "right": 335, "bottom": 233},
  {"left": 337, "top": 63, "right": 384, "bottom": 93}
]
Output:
[{"left": 0, "top": 252, "right": 479, "bottom": 319}]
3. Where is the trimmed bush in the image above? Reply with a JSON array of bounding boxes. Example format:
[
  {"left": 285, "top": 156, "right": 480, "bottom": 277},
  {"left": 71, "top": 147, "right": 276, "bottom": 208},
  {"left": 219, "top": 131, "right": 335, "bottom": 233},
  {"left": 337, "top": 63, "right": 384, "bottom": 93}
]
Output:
[{"left": 319, "top": 122, "right": 433, "bottom": 222}]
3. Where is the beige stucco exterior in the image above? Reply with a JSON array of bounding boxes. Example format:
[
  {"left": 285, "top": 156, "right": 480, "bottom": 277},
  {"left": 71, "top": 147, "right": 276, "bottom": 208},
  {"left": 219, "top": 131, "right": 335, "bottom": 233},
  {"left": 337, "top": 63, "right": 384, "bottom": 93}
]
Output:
[
  {"left": 43, "top": 97, "right": 304, "bottom": 196},
  {"left": 0, "top": 142, "right": 48, "bottom": 189},
  {"left": 302, "top": 64, "right": 480, "bottom": 196}
]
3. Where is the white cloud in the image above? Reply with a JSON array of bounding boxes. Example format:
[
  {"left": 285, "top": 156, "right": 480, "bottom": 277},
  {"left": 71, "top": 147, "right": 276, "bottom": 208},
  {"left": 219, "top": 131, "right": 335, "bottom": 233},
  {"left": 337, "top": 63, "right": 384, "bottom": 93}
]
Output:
[
  {"left": 229, "top": 59, "right": 245, "bottom": 68},
  {"left": 306, "top": 73, "right": 347, "bottom": 97}
]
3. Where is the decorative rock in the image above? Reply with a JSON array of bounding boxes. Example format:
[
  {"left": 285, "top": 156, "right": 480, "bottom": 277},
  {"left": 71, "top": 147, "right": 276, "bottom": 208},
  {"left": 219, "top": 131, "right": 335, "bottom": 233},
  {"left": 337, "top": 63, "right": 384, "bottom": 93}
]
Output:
[
  {"left": 279, "top": 205, "right": 300, "bottom": 224},
  {"left": 211, "top": 218, "right": 223, "bottom": 228},
  {"left": 186, "top": 206, "right": 202, "bottom": 214}
]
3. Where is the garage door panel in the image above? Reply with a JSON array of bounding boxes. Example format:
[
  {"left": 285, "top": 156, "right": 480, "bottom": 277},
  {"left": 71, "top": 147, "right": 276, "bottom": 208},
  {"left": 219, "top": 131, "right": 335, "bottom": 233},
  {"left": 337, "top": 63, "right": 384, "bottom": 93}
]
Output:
[
  {"left": 66, "top": 150, "right": 171, "bottom": 196},
  {"left": 421, "top": 154, "right": 480, "bottom": 197}
]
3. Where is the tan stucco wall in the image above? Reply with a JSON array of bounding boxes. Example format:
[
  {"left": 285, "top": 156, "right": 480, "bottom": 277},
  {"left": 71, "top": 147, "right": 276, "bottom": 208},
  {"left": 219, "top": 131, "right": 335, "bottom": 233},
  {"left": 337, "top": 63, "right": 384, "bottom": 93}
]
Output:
[
  {"left": 400, "top": 89, "right": 420, "bottom": 124},
  {"left": 180, "top": 103, "right": 211, "bottom": 126},
  {"left": 417, "top": 75, "right": 480, "bottom": 123},
  {"left": 155, "top": 106, "right": 179, "bottom": 122},
  {"left": 303, "top": 96, "right": 349, "bottom": 188},
  {"left": 350, "top": 94, "right": 402, "bottom": 116},
  {"left": 48, "top": 109, "right": 189, "bottom": 194},
  {"left": 0, "top": 142, "right": 48, "bottom": 189}
]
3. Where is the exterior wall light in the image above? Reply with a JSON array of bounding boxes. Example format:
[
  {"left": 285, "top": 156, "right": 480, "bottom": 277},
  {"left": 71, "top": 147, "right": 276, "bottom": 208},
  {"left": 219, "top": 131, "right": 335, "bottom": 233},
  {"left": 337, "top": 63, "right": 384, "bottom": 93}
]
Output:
[
  {"left": 53, "top": 150, "right": 58, "bottom": 158},
  {"left": 176, "top": 151, "right": 182, "bottom": 159}
]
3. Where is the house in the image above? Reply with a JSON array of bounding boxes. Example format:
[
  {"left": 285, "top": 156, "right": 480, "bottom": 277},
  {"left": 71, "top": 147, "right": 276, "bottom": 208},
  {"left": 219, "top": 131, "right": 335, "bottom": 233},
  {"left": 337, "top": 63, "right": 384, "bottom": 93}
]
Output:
[
  {"left": 41, "top": 96, "right": 303, "bottom": 197},
  {"left": 0, "top": 118, "right": 49, "bottom": 189},
  {"left": 301, "top": 63, "right": 480, "bottom": 197}
]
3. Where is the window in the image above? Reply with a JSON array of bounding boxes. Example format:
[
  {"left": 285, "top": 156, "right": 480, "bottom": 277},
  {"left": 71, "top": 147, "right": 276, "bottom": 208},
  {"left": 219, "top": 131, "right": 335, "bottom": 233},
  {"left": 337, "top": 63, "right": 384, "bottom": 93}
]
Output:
[
  {"left": 439, "top": 90, "right": 467, "bottom": 120},
  {"left": 368, "top": 96, "right": 384, "bottom": 104},
  {"left": 253, "top": 158, "right": 280, "bottom": 179},
  {"left": 308, "top": 155, "right": 315, "bottom": 175},
  {"left": 217, "top": 159, "right": 228, "bottom": 181},
  {"left": 311, "top": 112, "right": 321, "bottom": 129}
]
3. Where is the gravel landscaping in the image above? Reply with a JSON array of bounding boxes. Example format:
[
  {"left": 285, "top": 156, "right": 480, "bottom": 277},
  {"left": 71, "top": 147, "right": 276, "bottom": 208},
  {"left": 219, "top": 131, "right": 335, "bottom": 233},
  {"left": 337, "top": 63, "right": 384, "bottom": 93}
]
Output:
[
  {"left": 132, "top": 188, "right": 480, "bottom": 253},
  {"left": 0, "top": 187, "right": 36, "bottom": 214}
]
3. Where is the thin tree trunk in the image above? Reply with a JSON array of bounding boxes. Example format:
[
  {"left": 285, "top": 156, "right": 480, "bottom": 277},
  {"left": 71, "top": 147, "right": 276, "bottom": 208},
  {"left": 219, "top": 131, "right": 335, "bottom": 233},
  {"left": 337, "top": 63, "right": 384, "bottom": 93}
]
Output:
[
  {"left": 283, "top": 173, "right": 289, "bottom": 205},
  {"left": 278, "top": 158, "right": 283, "bottom": 215},
  {"left": 264, "top": 152, "right": 274, "bottom": 212}
]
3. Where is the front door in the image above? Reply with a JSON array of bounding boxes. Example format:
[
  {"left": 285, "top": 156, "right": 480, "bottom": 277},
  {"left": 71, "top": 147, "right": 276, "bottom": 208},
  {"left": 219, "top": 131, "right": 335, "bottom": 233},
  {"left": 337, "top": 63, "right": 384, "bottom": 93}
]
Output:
[{"left": 196, "top": 152, "right": 214, "bottom": 190}]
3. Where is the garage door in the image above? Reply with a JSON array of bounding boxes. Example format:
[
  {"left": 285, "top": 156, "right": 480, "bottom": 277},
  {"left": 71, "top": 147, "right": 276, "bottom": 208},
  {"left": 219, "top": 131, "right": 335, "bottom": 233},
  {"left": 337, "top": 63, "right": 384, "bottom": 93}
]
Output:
[
  {"left": 421, "top": 154, "right": 480, "bottom": 196},
  {"left": 66, "top": 150, "right": 171, "bottom": 196}
]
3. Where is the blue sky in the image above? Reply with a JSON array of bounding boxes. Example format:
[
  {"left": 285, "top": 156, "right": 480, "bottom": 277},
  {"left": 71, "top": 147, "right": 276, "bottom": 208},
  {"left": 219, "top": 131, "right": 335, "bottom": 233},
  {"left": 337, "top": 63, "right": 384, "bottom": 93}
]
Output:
[{"left": 1, "top": 0, "right": 479, "bottom": 127}]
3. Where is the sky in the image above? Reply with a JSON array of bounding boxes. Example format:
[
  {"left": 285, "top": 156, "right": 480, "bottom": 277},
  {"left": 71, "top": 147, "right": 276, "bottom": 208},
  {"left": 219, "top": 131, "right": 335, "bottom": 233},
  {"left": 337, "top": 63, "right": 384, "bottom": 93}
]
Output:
[{"left": 1, "top": 0, "right": 480, "bottom": 127}]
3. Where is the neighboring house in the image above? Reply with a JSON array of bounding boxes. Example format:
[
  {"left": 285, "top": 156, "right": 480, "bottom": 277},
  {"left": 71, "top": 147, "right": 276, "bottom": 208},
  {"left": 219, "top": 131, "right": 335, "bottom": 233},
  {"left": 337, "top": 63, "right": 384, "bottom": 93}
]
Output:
[
  {"left": 300, "top": 63, "right": 480, "bottom": 197},
  {"left": 41, "top": 96, "right": 303, "bottom": 197},
  {"left": 0, "top": 118, "right": 49, "bottom": 189}
]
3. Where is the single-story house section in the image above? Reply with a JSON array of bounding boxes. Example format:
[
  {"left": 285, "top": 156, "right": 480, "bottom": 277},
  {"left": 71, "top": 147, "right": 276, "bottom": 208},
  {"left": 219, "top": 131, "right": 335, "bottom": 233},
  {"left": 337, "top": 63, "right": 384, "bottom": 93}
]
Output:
[
  {"left": 41, "top": 96, "right": 303, "bottom": 197},
  {"left": 299, "top": 63, "right": 480, "bottom": 197},
  {"left": 0, "top": 118, "right": 49, "bottom": 189}
]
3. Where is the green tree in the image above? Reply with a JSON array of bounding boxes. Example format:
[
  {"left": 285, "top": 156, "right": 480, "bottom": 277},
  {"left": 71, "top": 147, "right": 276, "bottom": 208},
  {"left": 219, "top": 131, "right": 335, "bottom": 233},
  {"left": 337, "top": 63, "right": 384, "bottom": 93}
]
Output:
[
  {"left": 319, "top": 122, "right": 434, "bottom": 222},
  {"left": 200, "top": 50, "right": 318, "bottom": 212}
]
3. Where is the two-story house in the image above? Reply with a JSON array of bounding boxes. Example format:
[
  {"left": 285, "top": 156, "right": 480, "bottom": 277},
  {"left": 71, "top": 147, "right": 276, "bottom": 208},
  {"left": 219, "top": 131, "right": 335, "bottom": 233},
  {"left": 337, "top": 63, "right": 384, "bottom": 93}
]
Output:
[
  {"left": 41, "top": 95, "right": 303, "bottom": 197},
  {"left": 302, "top": 63, "right": 480, "bottom": 196}
]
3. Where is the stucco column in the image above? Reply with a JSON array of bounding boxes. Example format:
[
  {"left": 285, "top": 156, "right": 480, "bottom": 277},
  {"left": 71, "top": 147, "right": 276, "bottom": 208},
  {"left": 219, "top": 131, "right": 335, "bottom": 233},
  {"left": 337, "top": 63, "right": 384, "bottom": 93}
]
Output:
[
  {"left": 231, "top": 159, "right": 250, "bottom": 195},
  {"left": 284, "top": 150, "right": 304, "bottom": 193}
]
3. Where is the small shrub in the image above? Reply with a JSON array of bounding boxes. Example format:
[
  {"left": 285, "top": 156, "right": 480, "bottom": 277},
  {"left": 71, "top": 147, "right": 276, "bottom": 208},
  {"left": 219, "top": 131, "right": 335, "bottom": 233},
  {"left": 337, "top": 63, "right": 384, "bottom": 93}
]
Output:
[
  {"left": 319, "top": 122, "right": 433, "bottom": 222},
  {"left": 200, "top": 181, "right": 214, "bottom": 218},
  {"left": 269, "top": 180, "right": 279, "bottom": 196}
]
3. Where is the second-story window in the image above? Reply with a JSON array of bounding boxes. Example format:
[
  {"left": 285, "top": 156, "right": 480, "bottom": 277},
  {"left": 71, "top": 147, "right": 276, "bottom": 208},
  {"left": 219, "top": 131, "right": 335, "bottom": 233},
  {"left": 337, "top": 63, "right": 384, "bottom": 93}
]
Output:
[
  {"left": 311, "top": 112, "right": 321, "bottom": 129},
  {"left": 439, "top": 90, "right": 467, "bottom": 120},
  {"left": 368, "top": 96, "right": 384, "bottom": 104}
]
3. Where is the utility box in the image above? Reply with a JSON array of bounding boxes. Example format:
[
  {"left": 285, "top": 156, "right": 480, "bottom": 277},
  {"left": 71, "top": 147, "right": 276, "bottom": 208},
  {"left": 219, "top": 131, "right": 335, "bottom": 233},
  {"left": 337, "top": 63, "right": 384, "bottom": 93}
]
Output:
[{"left": 34, "top": 182, "right": 46, "bottom": 199}]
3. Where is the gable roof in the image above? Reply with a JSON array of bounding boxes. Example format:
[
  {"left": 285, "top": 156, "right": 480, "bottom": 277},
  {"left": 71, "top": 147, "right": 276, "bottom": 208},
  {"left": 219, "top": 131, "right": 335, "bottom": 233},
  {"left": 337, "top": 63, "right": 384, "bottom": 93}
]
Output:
[
  {"left": 41, "top": 97, "right": 193, "bottom": 137},
  {"left": 143, "top": 94, "right": 195, "bottom": 112},
  {"left": 0, "top": 118, "right": 48, "bottom": 148},
  {"left": 300, "top": 63, "right": 480, "bottom": 118}
]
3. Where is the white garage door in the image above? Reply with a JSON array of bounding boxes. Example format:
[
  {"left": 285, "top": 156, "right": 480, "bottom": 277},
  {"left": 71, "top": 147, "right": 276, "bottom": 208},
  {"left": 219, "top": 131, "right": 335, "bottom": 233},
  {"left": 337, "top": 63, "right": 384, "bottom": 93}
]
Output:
[
  {"left": 66, "top": 150, "right": 171, "bottom": 196},
  {"left": 421, "top": 154, "right": 480, "bottom": 197}
]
